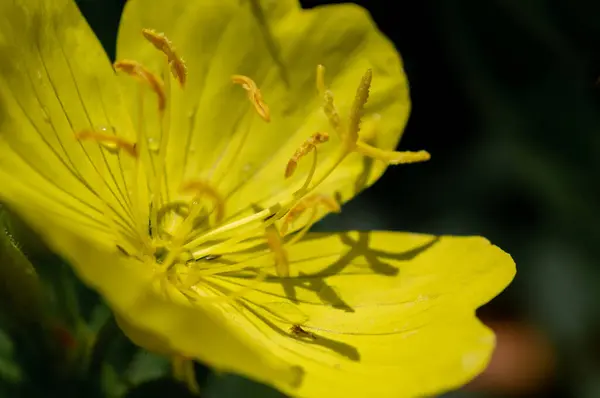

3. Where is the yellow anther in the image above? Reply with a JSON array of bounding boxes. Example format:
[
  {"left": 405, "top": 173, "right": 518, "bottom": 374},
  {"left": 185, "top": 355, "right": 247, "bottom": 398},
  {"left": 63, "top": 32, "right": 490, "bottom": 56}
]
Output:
[
  {"left": 285, "top": 132, "right": 329, "bottom": 178},
  {"left": 280, "top": 194, "right": 340, "bottom": 236},
  {"left": 355, "top": 142, "right": 431, "bottom": 164},
  {"left": 231, "top": 75, "right": 271, "bottom": 122},
  {"left": 75, "top": 130, "right": 138, "bottom": 158},
  {"left": 180, "top": 180, "right": 226, "bottom": 223},
  {"left": 265, "top": 224, "right": 289, "bottom": 277},
  {"left": 347, "top": 69, "right": 372, "bottom": 145},
  {"left": 326, "top": 67, "right": 431, "bottom": 166},
  {"left": 114, "top": 60, "right": 166, "bottom": 111},
  {"left": 141, "top": 29, "right": 187, "bottom": 87}
]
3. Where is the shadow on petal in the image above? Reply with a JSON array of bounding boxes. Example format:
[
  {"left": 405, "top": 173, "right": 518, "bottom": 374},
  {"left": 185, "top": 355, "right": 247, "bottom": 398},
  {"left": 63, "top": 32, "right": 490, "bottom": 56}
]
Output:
[{"left": 241, "top": 300, "right": 361, "bottom": 362}]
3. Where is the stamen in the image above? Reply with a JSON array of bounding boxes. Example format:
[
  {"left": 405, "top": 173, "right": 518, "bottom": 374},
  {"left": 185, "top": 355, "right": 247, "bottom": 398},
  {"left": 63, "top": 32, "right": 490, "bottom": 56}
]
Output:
[
  {"left": 265, "top": 224, "right": 289, "bottom": 277},
  {"left": 114, "top": 60, "right": 166, "bottom": 111},
  {"left": 141, "top": 29, "right": 187, "bottom": 87},
  {"left": 159, "top": 180, "right": 228, "bottom": 271},
  {"left": 285, "top": 132, "right": 329, "bottom": 178},
  {"left": 75, "top": 130, "right": 138, "bottom": 158},
  {"left": 231, "top": 75, "right": 271, "bottom": 122},
  {"left": 280, "top": 194, "right": 340, "bottom": 236},
  {"left": 318, "top": 65, "right": 431, "bottom": 167},
  {"left": 355, "top": 142, "right": 431, "bottom": 164},
  {"left": 179, "top": 180, "right": 226, "bottom": 223},
  {"left": 186, "top": 205, "right": 277, "bottom": 251},
  {"left": 347, "top": 69, "right": 372, "bottom": 145},
  {"left": 181, "top": 269, "right": 268, "bottom": 303}
]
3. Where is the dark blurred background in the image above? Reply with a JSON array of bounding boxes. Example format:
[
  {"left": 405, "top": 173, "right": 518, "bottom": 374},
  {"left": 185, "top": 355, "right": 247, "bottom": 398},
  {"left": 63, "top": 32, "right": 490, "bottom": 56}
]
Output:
[
  {"left": 310, "top": 1, "right": 600, "bottom": 397},
  {"left": 3, "top": 0, "right": 600, "bottom": 397}
]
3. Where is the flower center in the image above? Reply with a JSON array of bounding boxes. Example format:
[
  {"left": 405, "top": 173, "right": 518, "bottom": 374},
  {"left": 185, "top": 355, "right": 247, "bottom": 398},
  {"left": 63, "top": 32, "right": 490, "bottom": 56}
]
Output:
[{"left": 75, "top": 29, "right": 430, "bottom": 304}]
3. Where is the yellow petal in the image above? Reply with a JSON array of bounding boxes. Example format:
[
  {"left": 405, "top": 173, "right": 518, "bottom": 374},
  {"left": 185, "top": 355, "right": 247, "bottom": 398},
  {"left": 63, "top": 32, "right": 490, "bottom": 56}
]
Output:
[
  {"left": 117, "top": 0, "right": 410, "bottom": 224},
  {"left": 88, "top": 228, "right": 514, "bottom": 398},
  {"left": 185, "top": 231, "right": 512, "bottom": 397},
  {"left": 202, "top": 231, "right": 515, "bottom": 397},
  {"left": 0, "top": 0, "right": 142, "bottom": 248}
]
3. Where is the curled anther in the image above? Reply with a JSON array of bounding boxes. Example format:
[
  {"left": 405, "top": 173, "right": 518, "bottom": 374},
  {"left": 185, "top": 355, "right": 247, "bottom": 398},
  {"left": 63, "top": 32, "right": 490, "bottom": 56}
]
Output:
[
  {"left": 280, "top": 194, "right": 340, "bottom": 235},
  {"left": 285, "top": 132, "right": 329, "bottom": 178},
  {"left": 265, "top": 223, "right": 289, "bottom": 277},
  {"left": 180, "top": 180, "right": 226, "bottom": 223},
  {"left": 75, "top": 130, "right": 138, "bottom": 158},
  {"left": 114, "top": 60, "right": 166, "bottom": 111},
  {"left": 231, "top": 75, "right": 270, "bottom": 122},
  {"left": 141, "top": 29, "right": 187, "bottom": 87}
]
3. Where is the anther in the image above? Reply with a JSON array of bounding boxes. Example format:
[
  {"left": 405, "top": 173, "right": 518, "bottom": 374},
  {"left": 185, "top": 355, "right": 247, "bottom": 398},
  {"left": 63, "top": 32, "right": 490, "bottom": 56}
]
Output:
[
  {"left": 347, "top": 69, "right": 372, "bottom": 145},
  {"left": 285, "top": 132, "right": 329, "bottom": 178},
  {"left": 231, "top": 75, "right": 271, "bottom": 122},
  {"left": 320, "top": 66, "right": 431, "bottom": 166},
  {"left": 354, "top": 143, "right": 431, "bottom": 165},
  {"left": 265, "top": 223, "right": 289, "bottom": 277},
  {"left": 75, "top": 130, "right": 138, "bottom": 158},
  {"left": 141, "top": 29, "right": 187, "bottom": 87},
  {"left": 280, "top": 194, "right": 340, "bottom": 235},
  {"left": 114, "top": 60, "right": 166, "bottom": 111},
  {"left": 179, "top": 180, "right": 226, "bottom": 223}
]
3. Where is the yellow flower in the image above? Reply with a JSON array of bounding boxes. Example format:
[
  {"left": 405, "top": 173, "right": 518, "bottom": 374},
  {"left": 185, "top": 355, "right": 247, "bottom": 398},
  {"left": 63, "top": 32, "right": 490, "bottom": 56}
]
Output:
[{"left": 0, "top": 0, "right": 515, "bottom": 397}]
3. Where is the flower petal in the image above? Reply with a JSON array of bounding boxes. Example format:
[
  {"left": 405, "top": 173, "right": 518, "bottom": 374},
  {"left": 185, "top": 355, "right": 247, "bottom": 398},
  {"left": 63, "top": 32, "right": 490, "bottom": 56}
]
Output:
[
  {"left": 0, "top": 0, "right": 141, "bottom": 248},
  {"left": 95, "top": 229, "right": 513, "bottom": 397},
  {"left": 198, "top": 231, "right": 515, "bottom": 397},
  {"left": 117, "top": 0, "right": 409, "bottom": 224}
]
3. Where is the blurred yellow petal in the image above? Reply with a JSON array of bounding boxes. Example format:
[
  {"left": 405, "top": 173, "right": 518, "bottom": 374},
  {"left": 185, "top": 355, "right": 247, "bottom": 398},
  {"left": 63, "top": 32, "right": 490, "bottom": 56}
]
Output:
[
  {"left": 0, "top": 0, "right": 142, "bottom": 249},
  {"left": 117, "top": 0, "right": 411, "bottom": 227}
]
